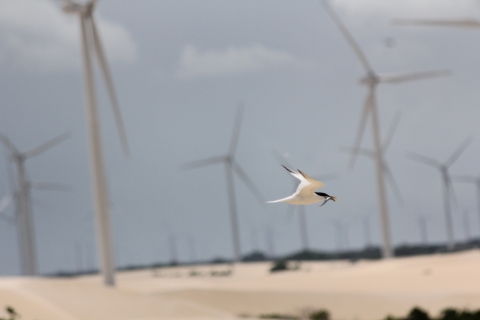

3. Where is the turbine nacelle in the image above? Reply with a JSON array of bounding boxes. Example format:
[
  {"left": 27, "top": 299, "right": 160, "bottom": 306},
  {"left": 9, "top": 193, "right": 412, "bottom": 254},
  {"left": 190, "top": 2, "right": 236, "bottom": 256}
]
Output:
[
  {"left": 358, "top": 73, "right": 380, "bottom": 86},
  {"left": 61, "top": 0, "right": 96, "bottom": 16}
]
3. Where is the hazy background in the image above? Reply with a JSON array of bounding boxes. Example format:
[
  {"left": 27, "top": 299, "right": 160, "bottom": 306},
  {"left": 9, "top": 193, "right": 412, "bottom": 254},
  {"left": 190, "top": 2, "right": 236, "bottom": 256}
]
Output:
[{"left": 1, "top": 0, "right": 480, "bottom": 275}]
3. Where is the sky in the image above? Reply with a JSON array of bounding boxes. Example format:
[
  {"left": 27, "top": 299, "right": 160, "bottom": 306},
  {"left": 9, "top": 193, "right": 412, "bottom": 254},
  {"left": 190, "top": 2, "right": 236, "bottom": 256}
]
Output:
[{"left": 1, "top": 0, "right": 480, "bottom": 275}]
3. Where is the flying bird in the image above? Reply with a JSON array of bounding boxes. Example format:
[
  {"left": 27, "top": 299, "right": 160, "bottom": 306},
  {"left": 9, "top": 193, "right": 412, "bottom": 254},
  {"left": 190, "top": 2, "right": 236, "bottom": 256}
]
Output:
[{"left": 268, "top": 165, "right": 338, "bottom": 207}]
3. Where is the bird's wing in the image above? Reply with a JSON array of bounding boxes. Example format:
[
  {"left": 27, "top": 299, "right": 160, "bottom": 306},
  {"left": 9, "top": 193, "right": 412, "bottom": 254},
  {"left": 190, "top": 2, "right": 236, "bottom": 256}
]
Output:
[
  {"left": 266, "top": 195, "right": 295, "bottom": 203},
  {"left": 294, "top": 169, "right": 324, "bottom": 197},
  {"left": 282, "top": 165, "right": 303, "bottom": 181}
]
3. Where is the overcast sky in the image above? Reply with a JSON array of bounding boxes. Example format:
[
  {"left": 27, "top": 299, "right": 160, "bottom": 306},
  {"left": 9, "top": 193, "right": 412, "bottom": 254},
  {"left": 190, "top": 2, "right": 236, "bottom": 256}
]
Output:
[{"left": 1, "top": 0, "right": 480, "bottom": 275}]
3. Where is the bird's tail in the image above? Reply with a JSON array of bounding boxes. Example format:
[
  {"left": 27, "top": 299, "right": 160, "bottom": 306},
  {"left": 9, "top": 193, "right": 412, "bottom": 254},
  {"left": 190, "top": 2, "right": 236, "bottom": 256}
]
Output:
[{"left": 330, "top": 196, "right": 338, "bottom": 202}]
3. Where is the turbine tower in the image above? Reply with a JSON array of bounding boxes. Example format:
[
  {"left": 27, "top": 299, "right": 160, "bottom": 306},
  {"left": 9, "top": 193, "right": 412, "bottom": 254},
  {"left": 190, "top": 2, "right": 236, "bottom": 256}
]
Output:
[
  {"left": 183, "top": 104, "right": 265, "bottom": 263},
  {"left": 407, "top": 136, "right": 473, "bottom": 250},
  {"left": 0, "top": 133, "right": 69, "bottom": 276},
  {"left": 322, "top": 0, "right": 450, "bottom": 258},
  {"left": 417, "top": 214, "right": 432, "bottom": 245},
  {"left": 453, "top": 173, "right": 480, "bottom": 237},
  {"left": 60, "top": 0, "right": 130, "bottom": 286}
]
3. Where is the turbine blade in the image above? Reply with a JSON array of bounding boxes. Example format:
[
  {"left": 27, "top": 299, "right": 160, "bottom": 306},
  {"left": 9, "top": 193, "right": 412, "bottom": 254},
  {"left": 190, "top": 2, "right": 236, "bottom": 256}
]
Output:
[
  {"left": 232, "top": 161, "right": 265, "bottom": 205},
  {"left": 445, "top": 136, "right": 474, "bottom": 167},
  {"left": 379, "top": 70, "right": 451, "bottom": 84},
  {"left": 228, "top": 103, "right": 245, "bottom": 156},
  {"left": 89, "top": 16, "right": 130, "bottom": 157},
  {"left": 393, "top": 19, "right": 480, "bottom": 28},
  {"left": 5, "top": 157, "right": 16, "bottom": 192},
  {"left": 349, "top": 87, "right": 374, "bottom": 169},
  {"left": 0, "top": 194, "right": 14, "bottom": 214},
  {"left": 383, "top": 163, "right": 404, "bottom": 206},
  {"left": 321, "top": 0, "right": 374, "bottom": 73},
  {"left": 0, "top": 212, "right": 14, "bottom": 225},
  {"left": 181, "top": 155, "right": 225, "bottom": 170},
  {"left": 406, "top": 152, "right": 441, "bottom": 168},
  {"left": 0, "top": 133, "right": 18, "bottom": 153},
  {"left": 382, "top": 111, "right": 401, "bottom": 152},
  {"left": 24, "top": 132, "right": 70, "bottom": 158},
  {"left": 30, "top": 182, "right": 72, "bottom": 192},
  {"left": 452, "top": 175, "right": 476, "bottom": 183}
]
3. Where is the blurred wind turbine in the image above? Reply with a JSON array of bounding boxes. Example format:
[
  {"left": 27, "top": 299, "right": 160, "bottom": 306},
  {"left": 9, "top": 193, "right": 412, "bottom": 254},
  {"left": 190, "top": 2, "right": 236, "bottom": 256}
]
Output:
[
  {"left": 340, "top": 112, "right": 404, "bottom": 206},
  {"left": 453, "top": 173, "right": 480, "bottom": 236},
  {"left": 462, "top": 209, "right": 471, "bottom": 242},
  {"left": 0, "top": 132, "right": 69, "bottom": 276},
  {"left": 393, "top": 18, "right": 480, "bottom": 29},
  {"left": 417, "top": 214, "right": 433, "bottom": 245},
  {"left": 60, "top": 0, "right": 130, "bottom": 287},
  {"left": 183, "top": 104, "right": 265, "bottom": 263},
  {"left": 322, "top": 0, "right": 450, "bottom": 258},
  {"left": 271, "top": 149, "right": 337, "bottom": 252},
  {"left": 407, "top": 136, "right": 473, "bottom": 250},
  {"left": 328, "top": 219, "right": 348, "bottom": 252}
]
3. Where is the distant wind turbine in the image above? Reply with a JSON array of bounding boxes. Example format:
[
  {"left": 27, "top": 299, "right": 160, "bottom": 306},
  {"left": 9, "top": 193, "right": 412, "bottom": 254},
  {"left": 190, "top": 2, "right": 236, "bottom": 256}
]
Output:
[
  {"left": 0, "top": 132, "right": 69, "bottom": 276},
  {"left": 60, "top": 0, "right": 131, "bottom": 287},
  {"left": 407, "top": 136, "right": 473, "bottom": 250},
  {"left": 462, "top": 209, "right": 471, "bottom": 242},
  {"left": 271, "top": 149, "right": 337, "bottom": 252},
  {"left": 322, "top": 0, "right": 450, "bottom": 258},
  {"left": 417, "top": 214, "right": 433, "bottom": 245},
  {"left": 393, "top": 18, "right": 480, "bottom": 29},
  {"left": 453, "top": 173, "right": 480, "bottom": 237},
  {"left": 328, "top": 219, "right": 348, "bottom": 252},
  {"left": 183, "top": 104, "right": 265, "bottom": 263}
]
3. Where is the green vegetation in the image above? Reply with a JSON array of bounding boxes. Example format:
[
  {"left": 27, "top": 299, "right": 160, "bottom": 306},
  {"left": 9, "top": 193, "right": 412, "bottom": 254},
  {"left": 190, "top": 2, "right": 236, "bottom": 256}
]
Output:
[
  {"left": 259, "top": 313, "right": 299, "bottom": 320},
  {"left": 385, "top": 306, "right": 480, "bottom": 320},
  {"left": 269, "top": 260, "right": 301, "bottom": 273},
  {"left": 0, "top": 306, "right": 19, "bottom": 320},
  {"left": 257, "top": 308, "right": 329, "bottom": 320}
]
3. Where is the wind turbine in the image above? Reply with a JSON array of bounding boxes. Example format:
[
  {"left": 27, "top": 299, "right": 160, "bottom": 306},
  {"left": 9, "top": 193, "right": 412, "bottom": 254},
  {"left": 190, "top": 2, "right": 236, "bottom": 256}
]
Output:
[
  {"left": 271, "top": 149, "right": 337, "bottom": 252},
  {"left": 60, "top": 0, "right": 130, "bottom": 286},
  {"left": 183, "top": 104, "right": 265, "bottom": 263},
  {"left": 341, "top": 112, "right": 404, "bottom": 206},
  {"left": 0, "top": 132, "right": 69, "bottom": 276},
  {"left": 322, "top": 0, "right": 450, "bottom": 258},
  {"left": 417, "top": 214, "right": 433, "bottom": 245},
  {"left": 453, "top": 173, "right": 480, "bottom": 237},
  {"left": 407, "top": 136, "right": 473, "bottom": 250},
  {"left": 393, "top": 17, "right": 480, "bottom": 29},
  {"left": 328, "top": 219, "right": 348, "bottom": 252},
  {"left": 462, "top": 209, "right": 471, "bottom": 242}
]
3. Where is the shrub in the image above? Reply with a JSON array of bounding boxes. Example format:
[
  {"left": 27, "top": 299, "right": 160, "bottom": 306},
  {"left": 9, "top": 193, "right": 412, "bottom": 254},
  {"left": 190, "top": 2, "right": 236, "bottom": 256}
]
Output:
[
  {"left": 407, "top": 307, "right": 430, "bottom": 320},
  {"left": 270, "top": 260, "right": 289, "bottom": 273},
  {"left": 0, "top": 306, "right": 19, "bottom": 320},
  {"left": 309, "top": 309, "right": 330, "bottom": 320},
  {"left": 259, "top": 313, "right": 300, "bottom": 319}
]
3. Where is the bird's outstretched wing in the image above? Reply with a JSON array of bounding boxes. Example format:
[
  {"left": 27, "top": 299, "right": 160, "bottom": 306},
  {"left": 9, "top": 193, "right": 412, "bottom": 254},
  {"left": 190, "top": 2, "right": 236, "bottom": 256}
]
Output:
[{"left": 282, "top": 165, "right": 324, "bottom": 197}]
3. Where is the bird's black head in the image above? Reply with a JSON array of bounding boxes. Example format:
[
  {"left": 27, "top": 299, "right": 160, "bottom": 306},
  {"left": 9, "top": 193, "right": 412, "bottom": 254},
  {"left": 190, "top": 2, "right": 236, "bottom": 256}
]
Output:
[
  {"left": 315, "top": 192, "right": 330, "bottom": 198},
  {"left": 315, "top": 192, "right": 338, "bottom": 204}
]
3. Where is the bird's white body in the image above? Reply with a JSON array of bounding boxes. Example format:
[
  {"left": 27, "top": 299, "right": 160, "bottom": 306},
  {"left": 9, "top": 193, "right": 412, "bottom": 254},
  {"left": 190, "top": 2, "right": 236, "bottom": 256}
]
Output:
[{"left": 268, "top": 166, "right": 337, "bottom": 206}]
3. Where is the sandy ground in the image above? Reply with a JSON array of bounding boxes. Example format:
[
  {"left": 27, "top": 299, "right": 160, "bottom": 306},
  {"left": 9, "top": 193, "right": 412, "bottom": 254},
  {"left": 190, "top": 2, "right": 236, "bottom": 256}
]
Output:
[{"left": 1, "top": 250, "right": 480, "bottom": 320}]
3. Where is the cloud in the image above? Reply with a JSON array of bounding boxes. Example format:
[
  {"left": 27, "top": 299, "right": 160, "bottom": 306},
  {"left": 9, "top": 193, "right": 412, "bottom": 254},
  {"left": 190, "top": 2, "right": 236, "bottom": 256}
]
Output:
[
  {"left": 176, "top": 44, "right": 308, "bottom": 79},
  {"left": 0, "top": 0, "right": 137, "bottom": 73}
]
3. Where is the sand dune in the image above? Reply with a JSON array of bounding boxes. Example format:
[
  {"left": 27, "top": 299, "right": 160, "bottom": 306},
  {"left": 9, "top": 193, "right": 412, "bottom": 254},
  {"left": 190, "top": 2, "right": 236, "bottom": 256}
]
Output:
[{"left": 1, "top": 250, "right": 480, "bottom": 320}]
